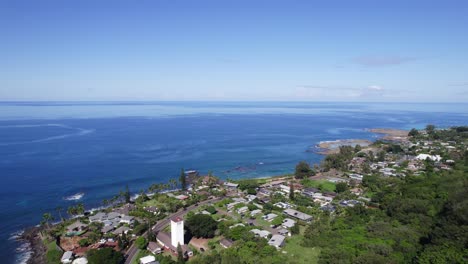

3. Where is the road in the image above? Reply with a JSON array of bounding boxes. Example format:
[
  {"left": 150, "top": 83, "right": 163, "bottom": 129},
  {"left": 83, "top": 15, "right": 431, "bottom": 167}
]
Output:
[{"left": 124, "top": 197, "right": 222, "bottom": 264}]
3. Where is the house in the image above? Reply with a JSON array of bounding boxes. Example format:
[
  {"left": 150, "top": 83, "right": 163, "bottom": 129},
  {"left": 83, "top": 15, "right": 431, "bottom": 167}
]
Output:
[
  {"left": 274, "top": 202, "right": 292, "bottom": 209},
  {"left": 156, "top": 232, "right": 193, "bottom": 257},
  {"left": 139, "top": 255, "right": 159, "bottom": 264},
  {"left": 237, "top": 206, "right": 249, "bottom": 214},
  {"left": 283, "top": 208, "right": 313, "bottom": 222},
  {"left": 258, "top": 188, "right": 272, "bottom": 196},
  {"left": 89, "top": 212, "right": 106, "bottom": 222},
  {"left": 349, "top": 173, "right": 363, "bottom": 181},
  {"left": 282, "top": 218, "right": 296, "bottom": 229},
  {"left": 245, "top": 194, "right": 257, "bottom": 201},
  {"left": 250, "top": 209, "right": 262, "bottom": 217},
  {"left": 262, "top": 213, "right": 278, "bottom": 222},
  {"left": 416, "top": 154, "right": 442, "bottom": 162},
  {"left": 112, "top": 226, "right": 131, "bottom": 236},
  {"left": 147, "top": 241, "right": 162, "bottom": 254},
  {"left": 120, "top": 215, "right": 134, "bottom": 224},
  {"left": 250, "top": 229, "right": 271, "bottom": 238},
  {"left": 71, "top": 258, "right": 88, "bottom": 264},
  {"left": 61, "top": 251, "right": 74, "bottom": 264},
  {"left": 268, "top": 234, "right": 285, "bottom": 249},
  {"left": 277, "top": 228, "right": 291, "bottom": 237},
  {"left": 219, "top": 238, "right": 234, "bottom": 249},
  {"left": 66, "top": 221, "right": 87, "bottom": 233},
  {"left": 175, "top": 195, "right": 189, "bottom": 200},
  {"left": 144, "top": 206, "right": 159, "bottom": 214},
  {"left": 101, "top": 225, "right": 115, "bottom": 233},
  {"left": 224, "top": 182, "right": 239, "bottom": 189},
  {"left": 302, "top": 187, "right": 319, "bottom": 197},
  {"left": 278, "top": 184, "right": 290, "bottom": 194},
  {"left": 226, "top": 202, "right": 240, "bottom": 211}
]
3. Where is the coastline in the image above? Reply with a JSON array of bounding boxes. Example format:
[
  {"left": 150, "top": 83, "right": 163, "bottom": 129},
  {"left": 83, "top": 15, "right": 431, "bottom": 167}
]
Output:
[
  {"left": 314, "top": 128, "right": 409, "bottom": 155},
  {"left": 13, "top": 127, "right": 410, "bottom": 264},
  {"left": 18, "top": 226, "right": 46, "bottom": 264}
]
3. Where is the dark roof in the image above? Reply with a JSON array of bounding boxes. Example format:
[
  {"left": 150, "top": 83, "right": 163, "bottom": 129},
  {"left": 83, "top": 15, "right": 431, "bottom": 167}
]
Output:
[
  {"left": 171, "top": 216, "right": 183, "bottom": 223},
  {"left": 147, "top": 241, "right": 160, "bottom": 252},
  {"left": 156, "top": 232, "right": 190, "bottom": 254},
  {"left": 219, "top": 238, "right": 233, "bottom": 248}
]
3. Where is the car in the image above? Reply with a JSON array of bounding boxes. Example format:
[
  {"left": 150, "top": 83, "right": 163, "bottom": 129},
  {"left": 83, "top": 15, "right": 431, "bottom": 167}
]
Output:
[{"left": 200, "top": 247, "right": 205, "bottom": 252}]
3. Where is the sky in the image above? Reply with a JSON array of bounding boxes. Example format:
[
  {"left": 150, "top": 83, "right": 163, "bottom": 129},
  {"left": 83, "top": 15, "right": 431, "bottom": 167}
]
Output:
[{"left": 1, "top": 0, "right": 467, "bottom": 102}]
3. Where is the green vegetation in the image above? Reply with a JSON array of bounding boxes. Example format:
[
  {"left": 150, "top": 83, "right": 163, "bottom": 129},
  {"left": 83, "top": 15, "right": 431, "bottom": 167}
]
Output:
[
  {"left": 87, "top": 248, "right": 124, "bottom": 264},
  {"left": 322, "top": 145, "right": 354, "bottom": 171},
  {"left": 186, "top": 214, "right": 218, "bottom": 238},
  {"left": 283, "top": 235, "right": 320, "bottom": 264},
  {"left": 302, "top": 164, "right": 468, "bottom": 263},
  {"left": 135, "top": 236, "right": 148, "bottom": 249},
  {"left": 295, "top": 161, "right": 314, "bottom": 179},
  {"left": 45, "top": 238, "right": 61, "bottom": 264},
  {"left": 301, "top": 179, "right": 336, "bottom": 192}
]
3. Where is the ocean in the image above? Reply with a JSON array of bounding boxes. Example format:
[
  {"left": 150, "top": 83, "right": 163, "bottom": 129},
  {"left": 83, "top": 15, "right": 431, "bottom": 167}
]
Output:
[{"left": 1, "top": 101, "right": 467, "bottom": 263}]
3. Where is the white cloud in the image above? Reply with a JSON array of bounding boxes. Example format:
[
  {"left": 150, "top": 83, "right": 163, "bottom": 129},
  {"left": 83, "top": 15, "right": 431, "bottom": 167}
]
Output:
[{"left": 367, "top": 85, "right": 384, "bottom": 91}]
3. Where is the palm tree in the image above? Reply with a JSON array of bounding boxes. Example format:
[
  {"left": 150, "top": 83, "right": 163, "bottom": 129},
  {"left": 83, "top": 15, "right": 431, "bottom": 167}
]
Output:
[
  {"left": 169, "top": 179, "right": 178, "bottom": 190},
  {"left": 55, "top": 206, "right": 64, "bottom": 222},
  {"left": 76, "top": 203, "right": 85, "bottom": 215},
  {"left": 67, "top": 205, "right": 76, "bottom": 218},
  {"left": 42, "top": 213, "right": 54, "bottom": 230}
]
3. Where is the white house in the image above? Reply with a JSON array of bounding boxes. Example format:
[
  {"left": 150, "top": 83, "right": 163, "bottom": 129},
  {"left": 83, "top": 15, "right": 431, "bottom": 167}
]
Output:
[
  {"left": 237, "top": 206, "right": 249, "bottom": 214},
  {"left": 140, "top": 255, "right": 158, "bottom": 264},
  {"left": 416, "top": 154, "right": 441, "bottom": 162},
  {"left": 268, "top": 234, "right": 286, "bottom": 249},
  {"left": 61, "top": 251, "right": 74, "bottom": 264},
  {"left": 262, "top": 213, "right": 278, "bottom": 222}
]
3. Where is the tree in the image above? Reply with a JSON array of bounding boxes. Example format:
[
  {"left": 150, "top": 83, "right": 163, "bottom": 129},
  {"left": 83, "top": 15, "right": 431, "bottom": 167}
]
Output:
[
  {"left": 289, "top": 183, "right": 295, "bottom": 200},
  {"left": 124, "top": 185, "right": 131, "bottom": 203},
  {"left": 295, "top": 161, "right": 313, "bottom": 179},
  {"left": 135, "top": 236, "right": 148, "bottom": 250},
  {"left": 336, "top": 182, "right": 348, "bottom": 193},
  {"left": 180, "top": 168, "right": 187, "bottom": 191},
  {"left": 87, "top": 248, "right": 124, "bottom": 264},
  {"left": 377, "top": 151, "right": 386, "bottom": 162},
  {"left": 41, "top": 212, "right": 54, "bottom": 230},
  {"left": 79, "top": 238, "right": 91, "bottom": 247},
  {"left": 186, "top": 214, "right": 217, "bottom": 238},
  {"left": 55, "top": 206, "right": 64, "bottom": 222},
  {"left": 408, "top": 128, "right": 419, "bottom": 137},
  {"left": 291, "top": 223, "right": 300, "bottom": 235},
  {"left": 177, "top": 243, "right": 185, "bottom": 263},
  {"left": 76, "top": 203, "right": 85, "bottom": 215},
  {"left": 354, "top": 144, "right": 362, "bottom": 153},
  {"left": 426, "top": 124, "right": 436, "bottom": 134}
]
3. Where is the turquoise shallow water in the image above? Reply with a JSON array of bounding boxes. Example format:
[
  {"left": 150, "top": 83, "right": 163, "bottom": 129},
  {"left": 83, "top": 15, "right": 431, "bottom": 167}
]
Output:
[{"left": 1, "top": 101, "right": 467, "bottom": 263}]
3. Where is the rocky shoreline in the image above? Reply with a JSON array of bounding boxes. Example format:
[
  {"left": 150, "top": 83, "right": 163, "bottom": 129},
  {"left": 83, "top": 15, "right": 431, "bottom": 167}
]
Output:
[
  {"left": 19, "top": 226, "right": 46, "bottom": 264},
  {"left": 313, "top": 128, "right": 409, "bottom": 155}
]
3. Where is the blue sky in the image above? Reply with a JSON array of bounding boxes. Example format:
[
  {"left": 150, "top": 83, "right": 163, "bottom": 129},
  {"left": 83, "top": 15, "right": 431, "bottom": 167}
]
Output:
[{"left": 1, "top": 0, "right": 467, "bottom": 102}]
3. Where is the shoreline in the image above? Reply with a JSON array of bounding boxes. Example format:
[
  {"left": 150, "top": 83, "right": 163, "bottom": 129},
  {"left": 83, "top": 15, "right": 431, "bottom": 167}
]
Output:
[
  {"left": 314, "top": 128, "right": 409, "bottom": 155},
  {"left": 18, "top": 226, "right": 46, "bottom": 264},
  {"left": 15, "top": 127, "right": 409, "bottom": 263}
]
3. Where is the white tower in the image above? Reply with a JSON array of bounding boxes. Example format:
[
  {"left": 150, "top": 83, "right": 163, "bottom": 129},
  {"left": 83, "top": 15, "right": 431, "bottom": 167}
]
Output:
[{"left": 171, "top": 216, "right": 184, "bottom": 247}]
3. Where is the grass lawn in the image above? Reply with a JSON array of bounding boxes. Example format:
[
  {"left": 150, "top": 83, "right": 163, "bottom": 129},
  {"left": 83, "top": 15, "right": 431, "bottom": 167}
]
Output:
[
  {"left": 302, "top": 179, "right": 336, "bottom": 192},
  {"left": 283, "top": 235, "right": 320, "bottom": 264}
]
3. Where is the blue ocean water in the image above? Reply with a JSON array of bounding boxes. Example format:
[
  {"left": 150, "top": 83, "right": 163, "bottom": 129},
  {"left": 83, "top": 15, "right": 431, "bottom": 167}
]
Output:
[{"left": 0, "top": 102, "right": 467, "bottom": 263}]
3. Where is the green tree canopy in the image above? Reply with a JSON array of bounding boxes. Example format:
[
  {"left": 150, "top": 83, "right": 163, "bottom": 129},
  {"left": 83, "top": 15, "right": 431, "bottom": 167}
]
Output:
[
  {"left": 87, "top": 248, "right": 124, "bottom": 264},
  {"left": 295, "top": 161, "right": 313, "bottom": 179},
  {"left": 186, "top": 214, "right": 217, "bottom": 238}
]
